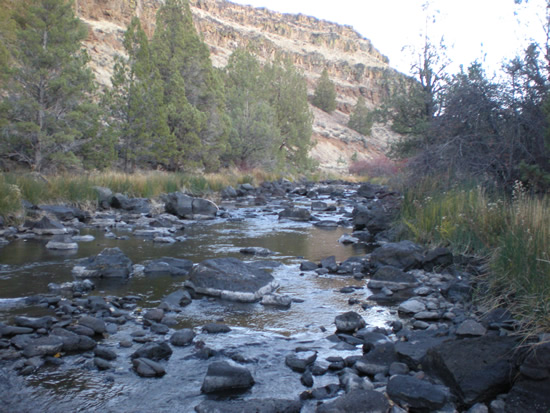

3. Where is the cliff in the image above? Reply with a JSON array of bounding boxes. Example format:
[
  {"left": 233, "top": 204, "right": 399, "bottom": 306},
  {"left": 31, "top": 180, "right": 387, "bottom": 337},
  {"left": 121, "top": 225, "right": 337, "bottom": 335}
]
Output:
[{"left": 75, "top": 0, "right": 402, "bottom": 171}]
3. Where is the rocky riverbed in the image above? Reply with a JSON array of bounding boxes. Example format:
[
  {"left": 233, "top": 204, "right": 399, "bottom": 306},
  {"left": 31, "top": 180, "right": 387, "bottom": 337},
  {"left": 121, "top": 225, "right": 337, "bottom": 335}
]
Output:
[{"left": 0, "top": 179, "right": 549, "bottom": 412}]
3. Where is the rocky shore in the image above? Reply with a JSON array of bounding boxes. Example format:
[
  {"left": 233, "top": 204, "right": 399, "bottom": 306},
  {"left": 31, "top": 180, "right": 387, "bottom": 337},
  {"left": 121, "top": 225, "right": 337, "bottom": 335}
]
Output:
[{"left": 0, "top": 180, "right": 549, "bottom": 412}]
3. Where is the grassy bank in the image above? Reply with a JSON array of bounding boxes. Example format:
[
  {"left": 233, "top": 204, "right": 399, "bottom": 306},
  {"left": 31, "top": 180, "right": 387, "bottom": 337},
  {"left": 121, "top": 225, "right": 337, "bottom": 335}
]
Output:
[
  {"left": 0, "top": 169, "right": 353, "bottom": 222},
  {"left": 399, "top": 180, "right": 550, "bottom": 337},
  {"left": 0, "top": 170, "right": 283, "bottom": 221}
]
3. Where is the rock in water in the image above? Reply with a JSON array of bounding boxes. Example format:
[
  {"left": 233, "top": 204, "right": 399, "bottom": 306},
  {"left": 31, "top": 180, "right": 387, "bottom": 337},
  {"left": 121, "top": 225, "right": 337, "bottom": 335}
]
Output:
[
  {"left": 132, "top": 358, "right": 166, "bottom": 377},
  {"left": 72, "top": 247, "right": 132, "bottom": 278},
  {"left": 334, "top": 311, "right": 366, "bottom": 333},
  {"left": 201, "top": 361, "right": 254, "bottom": 393},
  {"left": 185, "top": 257, "right": 278, "bottom": 302}
]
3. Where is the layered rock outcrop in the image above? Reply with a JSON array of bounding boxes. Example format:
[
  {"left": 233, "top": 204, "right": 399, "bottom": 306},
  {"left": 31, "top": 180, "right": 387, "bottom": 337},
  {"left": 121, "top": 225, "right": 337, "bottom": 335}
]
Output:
[{"left": 76, "top": 0, "right": 403, "bottom": 169}]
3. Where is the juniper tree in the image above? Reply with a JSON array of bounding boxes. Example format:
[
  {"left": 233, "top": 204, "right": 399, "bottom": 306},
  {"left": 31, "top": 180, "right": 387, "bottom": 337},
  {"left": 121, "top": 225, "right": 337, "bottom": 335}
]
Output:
[
  {"left": 224, "top": 49, "right": 280, "bottom": 168},
  {"left": 348, "top": 96, "right": 374, "bottom": 136},
  {"left": 105, "top": 17, "right": 172, "bottom": 171},
  {"left": 312, "top": 68, "right": 337, "bottom": 113},
  {"left": 152, "top": 0, "right": 229, "bottom": 170},
  {"left": 0, "top": 0, "right": 100, "bottom": 171}
]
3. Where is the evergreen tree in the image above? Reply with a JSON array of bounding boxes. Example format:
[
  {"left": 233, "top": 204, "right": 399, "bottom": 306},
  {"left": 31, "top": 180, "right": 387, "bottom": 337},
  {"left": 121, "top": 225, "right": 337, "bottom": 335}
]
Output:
[
  {"left": 105, "top": 17, "right": 172, "bottom": 171},
  {"left": 152, "top": 0, "right": 229, "bottom": 171},
  {"left": 0, "top": 0, "right": 99, "bottom": 171},
  {"left": 348, "top": 96, "right": 374, "bottom": 136},
  {"left": 264, "top": 56, "right": 314, "bottom": 169},
  {"left": 312, "top": 68, "right": 337, "bottom": 113},
  {"left": 224, "top": 49, "right": 280, "bottom": 168}
]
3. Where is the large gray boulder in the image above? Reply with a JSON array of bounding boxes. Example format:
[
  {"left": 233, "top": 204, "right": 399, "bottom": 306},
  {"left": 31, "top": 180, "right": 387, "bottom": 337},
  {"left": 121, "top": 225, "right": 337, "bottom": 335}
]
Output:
[
  {"left": 369, "top": 241, "right": 424, "bottom": 271},
  {"left": 423, "top": 336, "right": 518, "bottom": 406},
  {"left": 334, "top": 311, "right": 366, "bottom": 333},
  {"left": 278, "top": 207, "right": 311, "bottom": 222},
  {"left": 387, "top": 375, "right": 452, "bottom": 411},
  {"left": 164, "top": 192, "right": 218, "bottom": 219},
  {"left": 72, "top": 247, "right": 132, "bottom": 279},
  {"left": 185, "top": 258, "right": 278, "bottom": 302},
  {"left": 201, "top": 361, "right": 254, "bottom": 394}
]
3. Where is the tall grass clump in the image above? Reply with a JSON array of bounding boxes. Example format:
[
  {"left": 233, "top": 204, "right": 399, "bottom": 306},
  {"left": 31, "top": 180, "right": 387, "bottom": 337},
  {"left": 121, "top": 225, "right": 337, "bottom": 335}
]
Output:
[
  {"left": 399, "top": 178, "right": 550, "bottom": 335},
  {"left": 0, "top": 175, "right": 23, "bottom": 221}
]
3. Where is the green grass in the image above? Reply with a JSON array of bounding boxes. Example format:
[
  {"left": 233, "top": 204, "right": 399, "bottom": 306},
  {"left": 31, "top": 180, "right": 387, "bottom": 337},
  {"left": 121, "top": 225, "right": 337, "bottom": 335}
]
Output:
[{"left": 399, "top": 179, "right": 550, "bottom": 336}]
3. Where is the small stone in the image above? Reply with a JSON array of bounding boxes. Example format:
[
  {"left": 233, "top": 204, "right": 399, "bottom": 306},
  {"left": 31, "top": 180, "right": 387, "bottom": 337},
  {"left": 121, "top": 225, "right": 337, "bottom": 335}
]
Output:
[{"left": 457, "top": 320, "right": 487, "bottom": 337}]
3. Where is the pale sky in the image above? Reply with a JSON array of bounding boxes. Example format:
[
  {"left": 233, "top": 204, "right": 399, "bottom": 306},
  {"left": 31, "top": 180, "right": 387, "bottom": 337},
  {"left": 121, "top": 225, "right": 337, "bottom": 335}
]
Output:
[{"left": 231, "top": 0, "right": 548, "bottom": 76}]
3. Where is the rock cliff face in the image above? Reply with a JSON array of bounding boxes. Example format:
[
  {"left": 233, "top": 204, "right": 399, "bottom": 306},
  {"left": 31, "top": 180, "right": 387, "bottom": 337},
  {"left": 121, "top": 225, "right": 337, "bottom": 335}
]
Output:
[{"left": 75, "top": 0, "right": 402, "bottom": 170}]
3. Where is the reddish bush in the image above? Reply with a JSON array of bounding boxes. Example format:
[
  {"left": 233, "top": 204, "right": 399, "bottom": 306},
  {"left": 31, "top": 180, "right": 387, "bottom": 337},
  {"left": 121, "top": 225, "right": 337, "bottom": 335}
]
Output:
[{"left": 349, "top": 155, "right": 403, "bottom": 178}]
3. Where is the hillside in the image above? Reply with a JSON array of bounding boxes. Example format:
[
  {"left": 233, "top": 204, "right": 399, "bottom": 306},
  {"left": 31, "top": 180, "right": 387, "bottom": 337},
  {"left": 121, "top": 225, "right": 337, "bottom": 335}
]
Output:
[{"left": 75, "top": 0, "right": 403, "bottom": 171}]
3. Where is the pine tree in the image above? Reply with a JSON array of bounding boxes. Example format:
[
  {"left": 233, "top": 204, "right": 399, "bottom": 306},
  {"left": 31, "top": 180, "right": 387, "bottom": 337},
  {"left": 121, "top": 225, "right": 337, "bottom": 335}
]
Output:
[
  {"left": 312, "top": 68, "right": 337, "bottom": 113},
  {"left": 348, "top": 96, "right": 374, "bottom": 136},
  {"left": 264, "top": 56, "right": 314, "bottom": 169},
  {"left": 224, "top": 49, "right": 280, "bottom": 168},
  {"left": 152, "top": 0, "right": 228, "bottom": 171},
  {"left": 0, "top": 0, "right": 99, "bottom": 171}
]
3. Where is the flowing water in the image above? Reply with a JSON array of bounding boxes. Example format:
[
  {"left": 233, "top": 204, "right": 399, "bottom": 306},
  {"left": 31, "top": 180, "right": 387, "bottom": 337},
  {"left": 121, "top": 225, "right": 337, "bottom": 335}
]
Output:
[{"left": 0, "top": 196, "right": 395, "bottom": 412}]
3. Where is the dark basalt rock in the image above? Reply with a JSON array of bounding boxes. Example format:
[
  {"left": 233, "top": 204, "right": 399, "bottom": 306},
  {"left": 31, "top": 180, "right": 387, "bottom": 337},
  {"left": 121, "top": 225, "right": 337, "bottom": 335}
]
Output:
[
  {"left": 132, "top": 357, "right": 166, "bottom": 377},
  {"left": 285, "top": 351, "right": 317, "bottom": 372},
  {"left": 369, "top": 241, "right": 424, "bottom": 271},
  {"left": 72, "top": 247, "right": 132, "bottom": 279},
  {"left": 387, "top": 374, "right": 452, "bottom": 412},
  {"left": 202, "top": 323, "right": 231, "bottom": 334},
  {"left": 201, "top": 360, "right": 254, "bottom": 394},
  {"left": 159, "top": 289, "right": 192, "bottom": 311},
  {"left": 164, "top": 192, "right": 218, "bottom": 219},
  {"left": 422, "top": 335, "right": 519, "bottom": 406},
  {"left": 131, "top": 341, "right": 172, "bottom": 361},
  {"left": 278, "top": 207, "right": 311, "bottom": 222},
  {"left": 334, "top": 311, "right": 366, "bottom": 333},
  {"left": 38, "top": 205, "right": 90, "bottom": 222},
  {"left": 186, "top": 257, "right": 277, "bottom": 302},
  {"left": 170, "top": 329, "right": 195, "bottom": 347},
  {"left": 22, "top": 336, "right": 64, "bottom": 358},
  {"left": 317, "top": 389, "right": 390, "bottom": 413},
  {"left": 111, "top": 193, "right": 151, "bottom": 214}
]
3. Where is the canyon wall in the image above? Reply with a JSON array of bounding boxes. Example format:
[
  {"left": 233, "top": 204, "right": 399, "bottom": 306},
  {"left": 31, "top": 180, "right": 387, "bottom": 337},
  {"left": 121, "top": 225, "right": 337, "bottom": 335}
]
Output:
[{"left": 76, "top": 0, "right": 403, "bottom": 170}]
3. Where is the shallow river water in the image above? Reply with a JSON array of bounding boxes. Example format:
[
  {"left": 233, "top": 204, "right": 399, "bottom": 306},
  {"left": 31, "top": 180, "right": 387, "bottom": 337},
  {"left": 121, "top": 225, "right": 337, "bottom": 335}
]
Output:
[{"left": 0, "top": 195, "right": 395, "bottom": 412}]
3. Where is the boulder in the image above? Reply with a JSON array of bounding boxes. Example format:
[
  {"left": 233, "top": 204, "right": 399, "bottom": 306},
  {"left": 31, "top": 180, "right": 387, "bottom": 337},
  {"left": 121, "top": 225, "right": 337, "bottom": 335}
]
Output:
[
  {"left": 78, "top": 316, "right": 106, "bottom": 335},
  {"left": 387, "top": 375, "right": 452, "bottom": 411},
  {"left": 334, "top": 311, "right": 366, "bottom": 333},
  {"left": 46, "top": 235, "right": 78, "bottom": 250},
  {"left": 202, "top": 323, "right": 231, "bottom": 334},
  {"left": 51, "top": 328, "right": 96, "bottom": 352},
  {"left": 14, "top": 316, "right": 56, "bottom": 331},
  {"left": 395, "top": 329, "right": 453, "bottom": 370},
  {"left": 170, "top": 329, "right": 195, "bottom": 347},
  {"left": 111, "top": 193, "right": 150, "bottom": 214},
  {"left": 201, "top": 361, "right": 254, "bottom": 393},
  {"left": 28, "top": 216, "right": 67, "bottom": 235},
  {"left": 38, "top": 205, "right": 90, "bottom": 222},
  {"left": 220, "top": 186, "right": 238, "bottom": 199},
  {"left": 300, "top": 261, "right": 318, "bottom": 271},
  {"left": 143, "top": 257, "right": 194, "bottom": 277},
  {"left": 352, "top": 203, "right": 395, "bottom": 234},
  {"left": 423, "top": 336, "right": 518, "bottom": 405},
  {"left": 22, "top": 336, "right": 64, "bottom": 358},
  {"left": 72, "top": 247, "right": 132, "bottom": 279},
  {"left": 355, "top": 342, "right": 397, "bottom": 377},
  {"left": 260, "top": 294, "right": 292, "bottom": 308},
  {"left": 320, "top": 256, "right": 338, "bottom": 273},
  {"left": 159, "top": 289, "right": 192, "bottom": 311},
  {"left": 93, "top": 186, "right": 114, "bottom": 209},
  {"left": 356, "top": 183, "right": 379, "bottom": 199},
  {"left": 239, "top": 247, "right": 274, "bottom": 256},
  {"left": 132, "top": 358, "right": 166, "bottom": 377},
  {"left": 278, "top": 207, "right": 311, "bottom": 222},
  {"left": 370, "top": 241, "right": 424, "bottom": 271},
  {"left": 371, "top": 266, "right": 418, "bottom": 285},
  {"left": 131, "top": 341, "right": 172, "bottom": 361},
  {"left": 285, "top": 351, "right": 317, "bottom": 372},
  {"left": 164, "top": 192, "right": 218, "bottom": 219},
  {"left": 317, "top": 389, "right": 390, "bottom": 413},
  {"left": 186, "top": 258, "right": 278, "bottom": 302}
]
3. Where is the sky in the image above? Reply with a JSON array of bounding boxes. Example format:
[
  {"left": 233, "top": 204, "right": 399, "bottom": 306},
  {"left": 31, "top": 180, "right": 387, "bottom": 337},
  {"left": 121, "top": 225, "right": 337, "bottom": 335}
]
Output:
[{"left": 230, "top": 0, "right": 548, "bottom": 77}]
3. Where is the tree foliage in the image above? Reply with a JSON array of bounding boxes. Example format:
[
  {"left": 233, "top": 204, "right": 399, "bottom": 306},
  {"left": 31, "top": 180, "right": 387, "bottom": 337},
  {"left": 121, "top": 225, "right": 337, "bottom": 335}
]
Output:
[
  {"left": 348, "top": 96, "right": 374, "bottom": 136},
  {"left": 105, "top": 17, "right": 171, "bottom": 171},
  {"left": 312, "top": 68, "right": 337, "bottom": 113},
  {"left": 0, "top": 0, "right": 100, "bottom": 172},
  {"left": 152, "top": 0, "right": 229, "bottom": 171}
]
